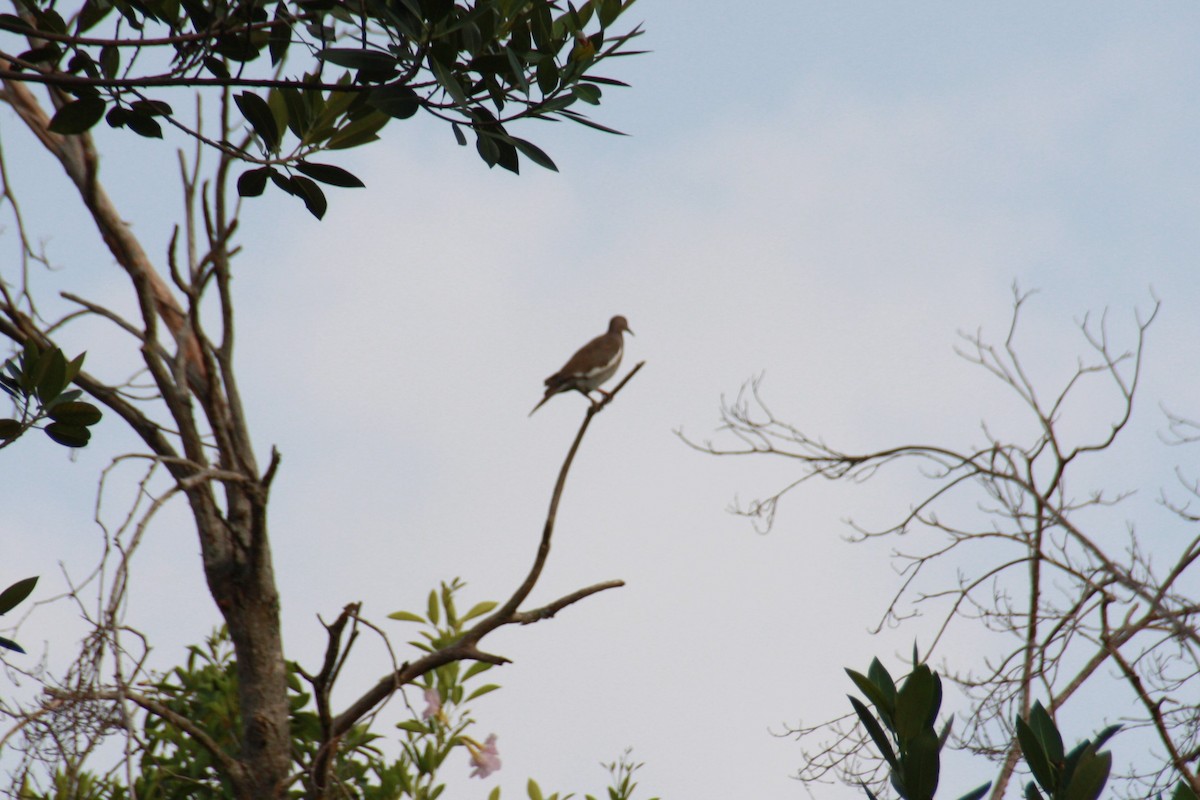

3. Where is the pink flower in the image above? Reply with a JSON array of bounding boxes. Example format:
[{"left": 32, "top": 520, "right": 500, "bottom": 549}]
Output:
[
  {"left": 467, "top": 733, "right": 501, "bottom": 778},
  {"left": 421, "top": 686, "right": 441, "bottom": 720}
]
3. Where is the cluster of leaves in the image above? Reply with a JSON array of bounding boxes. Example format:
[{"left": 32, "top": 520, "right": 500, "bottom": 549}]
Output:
[
  {"left": 0, "top": 576, "right": 37, "bottom": 653},
  {"left": 0, "top": 342, "right": 101, "bottom": 448},
  {"left": 23, "top": 622, "right": 492, "bottom": 800},
  {"left": 1016, "top": 702, "right": 1117, "bottom": 800},
  {"left": 848, "top": 654, "right": 1198, "bottom": 800},
  {"left": 847, "top": 652, "right": 977, "bottom": 800},
  {"left": 3, "top": 0, "right": 642, "bottom": 217},
  {"left": 507, "top": 748, "right": 658, "bottom": 800}
]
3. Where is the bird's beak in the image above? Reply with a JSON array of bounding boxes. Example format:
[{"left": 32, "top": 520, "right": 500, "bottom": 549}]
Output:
[{"left": 627, "top": 327, "right": 635, "bottom": 336}]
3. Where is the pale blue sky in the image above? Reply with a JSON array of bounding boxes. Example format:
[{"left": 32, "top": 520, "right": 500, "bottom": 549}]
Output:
[{"left": 4, "top": 3, "right": 1200, "bottom": 798}]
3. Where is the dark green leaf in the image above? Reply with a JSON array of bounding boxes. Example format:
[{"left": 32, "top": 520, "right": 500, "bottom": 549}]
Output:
[
  {"left": 320, "top": 47, "right": 397, "bottom": 72},
  {"left": 18, "top": 44, "right": 61, "bottom": 67},
  {"left": 99, "top": 45, "right": 119, "bottom": 79},
  {"left": 68, "top": 52, "right": 99, "bottom": 78},
  {"left": 1091, "top": 724, "right": 1121, "bottom": 751},
  {"left": 571, "top": 83, "right": 601, "bottom": 104},
  {"left": 1025, "top": 782, "right": 1045, "bottom": 800},
  {"left": 235, "top": 91, "right": 280, "bottom": 151},
  {"left": 849, "top": 696, "right": 899, "bottom": 771},
  {"left": 511, "top": 136, "right": 558, "bottom": 171},
  {"left": 294, "top": 161, "right": 364, "bottom": 188},
  {"left": 326, "top": 111, "right": 389, "bottom": 149},
  {"left": 1016, "top": 715, "right": 1056, "bottom": 794},
  {"left": 47, "top": 401, "right": 102, "bottom": 426},
  {"left": 0, "top": 14, "right": 32, "bottom": 32},
  {"left": 124, "top": 110, "right": 163, "bottom": 138},
  {"left": 130, "top": 99, "right": 172, "bottom": 116},
  {"left": 106, "top": 106, "right": 131, "bottom": 128},
  {"left": 1029, "top": 702, "right": 1065, "bottom": 767},
  {"left": 64, "top": 351, "right": 85, "bottom": 384},
  {"left": 0, "top": 577, "right": 37, "bottom": 614},
  {"left": 956, "top": 783, "right": 993, "bottom": 800},
  {"left": 0, "top": 636, "right": 24, "bottom": 654},
  {"left": 368, "top": 84, "right": 420, "bottom": 119},
  {"left": 36, "top": 348, "right": 67, "bottom": 405},
  {"left": 1171, "top": 780, "right": 1199, "bottom": 800},
  {"left": 1063, "top": 748, "right": 1111, "bottom": 800},
  {"left": 203, "top": 56, "right": 230, "bottom": 78},
  {"left": 280, "top": 87, "right": 309, "bottom": 137},
  {"left": 48, "top": 96, "right": 106, "bottom": 134},
  {"left": 896, "top": 665, "right": 941, "bottom": 741},
  {"left": 237, "top": 166, "right": 272, "bottom": 197},
  {"left": 45, "top": 422, "right": 91, "bottom": 447},
  {"left": 847, "top": 668, "right": 895, "bottom": 725},
  {"left": 536, "top": 57, "right": 558, "bottom": 94},
  {"left": 901, "top": 727, "right": 940, "bottom": 800},
  {"left": 0, "top": 418, "right": 21, "bottom": 439},
  {"left": 291, "top": 175, "right": 327, "bottom": 219},
  {"left": 452, "top": 122, "right": 467, "bottom": 146},
  {"left": 77, "top": 0, "right": 113, "bottom": 31},
  {"left": 430, "top": 59, "right": 469, "bottom": 105},
  {"left": 269, "top": 5, "right": 292, "bottom": 65}
]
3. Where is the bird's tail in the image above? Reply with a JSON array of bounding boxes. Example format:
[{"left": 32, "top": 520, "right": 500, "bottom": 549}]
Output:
[{"left": 528, "top": 394, "right": 552, "bottom": 416}]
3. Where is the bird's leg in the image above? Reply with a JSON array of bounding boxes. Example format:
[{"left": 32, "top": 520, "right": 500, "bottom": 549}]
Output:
[{"left": 575, "top": 387, "right": 603, "bottom": 408}]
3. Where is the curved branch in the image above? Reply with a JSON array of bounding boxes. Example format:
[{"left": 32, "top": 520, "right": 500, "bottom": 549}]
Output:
[{"left": 330, "top": 362, "right": 645, "bottom": 736}]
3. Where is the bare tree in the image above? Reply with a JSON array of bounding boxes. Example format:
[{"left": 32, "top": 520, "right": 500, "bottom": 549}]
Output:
[
  {"left": 686, "top": 288, "right": 1200, "bottom": 799},
  {"left": 0, "top": 36, "right": 646, "bottom": 800}
]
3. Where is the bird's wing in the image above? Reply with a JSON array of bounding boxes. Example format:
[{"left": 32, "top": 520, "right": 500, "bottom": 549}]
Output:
[{"left": 544, "top": 333, "right": 622, "bottom": 388}]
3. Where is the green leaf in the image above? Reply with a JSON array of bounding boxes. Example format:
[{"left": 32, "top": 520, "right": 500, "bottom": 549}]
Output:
[
  {"left": 47, "top": 401, "right": 102, "bottom": 426},
  {"left": 269, "top": 4, "right": 292, "bottom": 65},
  {"left": 290, "top": 175, "right": 327, "bottom": 219},
  {"left": 395, "top": 719, "right": 429, "bottom": 733},
  {"left": 955, "top": 783, "right": 992, "bottom": 800},
  {"left": 462, "top": 661, "right": 493, "bottom": 680},
  {"left": 35, "top": 347, "right": 67, "bottom": 404},
  {"left": 1029, "top": 702, "right": 1065, "bottom": 768},
  {"left": 44, "top": 421, "right": 91, "bottom": 447},
  {"left": 368, "top": 83, "right": 421, "bottom": 119},
  {"left": 0, "top": 636, "right": 24, "bottom": 654},
  {"left": 849, "top": 696, "right": 899, "bottom": 771},
  {"left": 1016, "top": 715, "right": 1056, "bottom": 794},
  {"left": 0, "top": 577, "right": 38, "bottom": 614},
  {"left": 237, "top": 167, "right": 272, "bottom": 197},
  {"left": 527, "top": 778, "right": 544, "bottom": 800},
  {"left": 123, "top": 110, "right": 163, "bottom": 138},
  {"left": 426, "top": 590, "right": 440, "bottom": 626},
  {"left": 0, "top": 418, "right": 21, "bottom": 439},
  {"left": 1025, "top": 783, "right": 1045, "bottom": 800},
  {"left": 326, "top": 111, "right": 389, "bottom": 149},
  {"left": 203, "top": 56, "right": 230, "bottom": 78},
  {"left": 868, "top": 657, "right": 898, "bottom": 707},
  {"left": 846, "top": 668, "right": 895, "bottom": 729},
  {"left": 234, "top": 91, "right": 280, "bottom": 151},
  {"left": 294, "top": 161, "right": 365, "bottom": 188},
  {"left": 572, "top": 82, "right": 601, "bottom": 104},
  {"left": 130, "top": 99, "right": 172, "bottom": 116},
  {"left": 464, "top": 683, "right": 500, "bottom": 701},
  {"left": 387, "top": 610, "right": 425, "bottom": 623},
  {"left": 895, "top": 664, "right": 941, "bottom": 742},
  {"left": 98, "top": 45, "right": 119, "bottom": 78},
  {"left": 48, "top": 96, "right": 106, "bottom": 134},
  {"left": 1171, "top": 780, "right": 1199, "bottom": 800},
  {"left": 430, "top": 58, "right": 469, "bottom": 105},
  {"left": 511, "top": 137, "right": 558, "bottom": 171},
  {"left": 64, "top": 351, "right": 86, "bottom": 384},
  {"left": 320, "top": 47, "right": 397, "bottom": 73},
  {"left": 461, "top": 600, "right": 497, "bottom": 622},
  {"left": 489, "top": 787, "right": 501, "bottom": 800},
  {"left": 1063, "top": 748, "right": 1111, "bottom": 800},
  {"left": 900, "top": 727, "right": 941, "bottom": 800}
]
